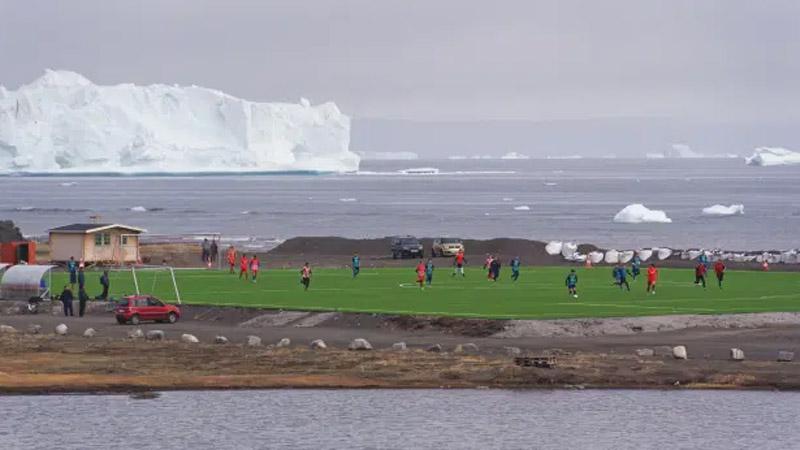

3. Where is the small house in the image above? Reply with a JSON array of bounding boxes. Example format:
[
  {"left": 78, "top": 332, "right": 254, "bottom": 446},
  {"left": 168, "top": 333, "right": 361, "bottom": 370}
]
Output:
[{"left": 49, "top": 223, "right": 146, "bottom": 264}]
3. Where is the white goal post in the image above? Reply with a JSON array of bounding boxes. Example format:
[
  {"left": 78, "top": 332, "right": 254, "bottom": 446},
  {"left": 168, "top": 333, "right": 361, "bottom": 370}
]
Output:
[{"left": 102, "top": 264, "right": 182, "bottom": 304}]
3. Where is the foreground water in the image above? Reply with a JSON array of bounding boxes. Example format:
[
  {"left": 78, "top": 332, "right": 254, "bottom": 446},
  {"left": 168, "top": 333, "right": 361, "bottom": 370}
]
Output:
[
  {"left": 1, "top": 389, "right": 798, "bottom": 449},
  {"left": 2, "top": 158, "right": 799, "bottom": 249}
]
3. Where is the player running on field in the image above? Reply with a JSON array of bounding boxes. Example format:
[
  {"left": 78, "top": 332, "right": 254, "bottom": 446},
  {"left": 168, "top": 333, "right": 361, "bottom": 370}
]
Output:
[
  {"left": 646, "top": 264, "right": 658, "bottom": 294},
  {"left": 425, "top": 258, "right": 435, "bottom": 286},
  {"left": 714, "top": 260, "right": 726, "bottom": 289},
  {"left": 351, "top": 253, "right": 360, "bottom": 279},
  {"left": 300, "top": 262, "right": 312, "bottom": 290},
  {"left": 565, "top": 269, "right": 578, "bottom": 298},
  {"left": 226, "top": 246, "right": 237, "bottom": 274},
  {"left": 452, "top": 249, "right": 466, "bottom": 277},
  {"left": 249, "top": 255, "right": 260, "bottom": 283},
  {"left": 415, "top": 260, "right": 426, "bottom": 289},
  {"left": 613, "top": 263, "right": 631, "bottom": 291},
  {"left": 484, "top": 254, "right": 494, "bottom": 280},
  {"left": 239, "top": 254, "right": 249, "bottom": 280},
  {"left": 490, "top": 257, "right": 501, "bottom": 282},
  {"left": 631, "top": 255, "right": 641, "bottom": 280},
  {"left": 510, "top": 256, "right": 521, "bottom": 282},
  {"left": 694, "top": 262, "right": 707, "bottom": 288}
]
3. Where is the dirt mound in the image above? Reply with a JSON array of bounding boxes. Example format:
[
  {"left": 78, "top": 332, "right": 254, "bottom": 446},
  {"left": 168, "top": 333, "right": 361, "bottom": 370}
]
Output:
[
  {"left": 269, "top": 236, "right": 393, "bottom": 256},
  {"left": 0, "top": 220, "right": 23, "bottom": 242},
  {"left": 383, "top": 315, "right": 506, "bottom": 337},
  {"left": 270, "top": 236, "right": 599, "bottom": 267}
]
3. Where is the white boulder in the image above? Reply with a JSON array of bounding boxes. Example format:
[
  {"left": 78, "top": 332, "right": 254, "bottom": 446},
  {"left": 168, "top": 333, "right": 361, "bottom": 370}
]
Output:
[
  {"left": 545, "top": 241, "right": 563, "bottom": 256},
  {"left": 730, "top": 348, "right": 745, "bottom": 361},
  {"left": 214, "top": 336, "right": 229, "bottom": 344},
  {"left": 588, "top": 251, "right": 605, "bottom": 264},
  {"left": 348, "top": 338, "right": 373, "bottom": 351},
  {"left": 128, "top": 328, "right": 144, "bottom": 339},
  {"left": 561, "top": 242, "right": 578, "bottom": 258},
  {"left": 657, "top": 248, "right": 673, "bottom": 260},
  {"left": 247, "top": 336, "right": 262, "bottom": 346},
  {"left": 310, "top": 339, "right": 327, "bottom": 350},
  {"left": 391, "top": 342, "right": 408, "bottom": 351},
  {"left": 276, "top": 338, "right": 291, "bottom": 348},
  {"left": 604, "top": 250, "right": 620, "bottom": 264},
  {"left": 181, "top": 334, "right": 199, "bottom": 344},
  {"left": 83, "top": 328, "right": 97, "bottom": 338},
  {"left": 145, "top": 330, "right": 165, "bottom": 341},
  {"left": 55, "top": 324, "right": 68, "bottom": 335},
  {"left": 672, "top": 345, "right": 688, "bottom": 360},
  {"left": 637, "top": 249, "right": 653, "bottom": 262},
  {"left": 0, "top": 325, "right": 17, "bottom": 334}
]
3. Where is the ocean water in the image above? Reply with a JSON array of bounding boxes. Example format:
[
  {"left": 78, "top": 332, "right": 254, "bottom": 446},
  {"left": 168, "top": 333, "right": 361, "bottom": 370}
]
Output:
[
  {"left": 1, "top": 389, "right": 798, "bottom": 449},
  {"left": 2, "top": 158, "right": 799, "bottom": 250}
]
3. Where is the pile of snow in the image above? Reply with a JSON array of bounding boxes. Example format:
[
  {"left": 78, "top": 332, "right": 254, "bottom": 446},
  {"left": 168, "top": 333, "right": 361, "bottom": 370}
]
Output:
[
  {"left": 657, "top": 248, "right": 673, "bottom": 260},
  {"left": 500, "top": 152, "right": 530, "bottom": 160},
  {"left": 604, "top": 250, "right": 620, "bottom": 264},
  {"left": 613, "top": 204, "right": 672, "bottom": 224},
  {"left": 561, "top": 242, "right": 578, "bottom": 258},
  {"left": 0, "top": 70, "right": 358, "bottom": 173},
  {"left": 637, "top": 249, "right": 653, "bottom": 262},
  {"left": 355, "top": 151, "right": 418, "bottom": 161},
  {"left": 588, "top": 251, "right": 605, "bottom": 264},
  {"left": 702, "top": 204, "right": 744, "bottom": 216},
  {"left": 545, "top": 241, "right": 562, "bottom": 256},
  {"left": 513, "top": 205, "right": 530, "bottom": 211},
  {"left": 745, "top": 147, "right": 800, "bottom": 167}
]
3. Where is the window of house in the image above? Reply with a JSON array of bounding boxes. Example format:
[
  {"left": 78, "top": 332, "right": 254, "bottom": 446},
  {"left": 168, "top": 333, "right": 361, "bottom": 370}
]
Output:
[
  {"left": 94, "top": 232, "right": 111, "bottom": 246},
  {"left": 122, "top": 236, "right": 128, "bottom": 245}
]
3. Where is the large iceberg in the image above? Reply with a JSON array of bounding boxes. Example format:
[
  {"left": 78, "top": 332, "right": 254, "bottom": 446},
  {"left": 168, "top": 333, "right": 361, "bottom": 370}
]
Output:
[
  {"left": 745, "top": 147, "right": 800, "bottom": 167},
  {"left": 0, "top": 70, "right": 359, "bottom": 173},
  {"left": 613, "top": 204, "right": 672, "bottom": 224},
  {"left": 702, "top": 204, "right": 744, "bottom": 216}
]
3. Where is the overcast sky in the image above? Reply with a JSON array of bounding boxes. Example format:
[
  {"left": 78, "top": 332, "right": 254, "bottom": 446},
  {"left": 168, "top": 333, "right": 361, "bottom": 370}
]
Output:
[{"left": 1, "top": 0, "right": 799, "bottom": 123}]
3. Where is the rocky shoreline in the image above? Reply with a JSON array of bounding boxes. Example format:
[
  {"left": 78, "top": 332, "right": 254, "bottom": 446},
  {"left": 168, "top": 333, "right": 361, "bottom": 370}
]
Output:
[{"left": 0, "top": 303, "right": 797, "bottom": 393}]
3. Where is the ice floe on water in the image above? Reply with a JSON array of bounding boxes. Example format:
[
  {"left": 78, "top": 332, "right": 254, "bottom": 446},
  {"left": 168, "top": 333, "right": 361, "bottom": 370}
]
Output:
[
  {"left": 502, "top": 198, "right": 514, "bottom": 202},
  {"left": 130, "top": 206, "right": 148, "bottom": 212},
  {"left": 613, "top": 204, "right": 672, "bottom": 224},
  {"left": 59, "top": 182, "right": 78, "bottom": 187},
  {"left": 397, "top": 167, "right": 440, "bottom": 175},
  {"left": 513, "top": 205, "right": 530, "bottom": 211},
  {"left": 702, "top": 204, "right": 744, "bottom": 216},
  {"left": 745, "top": 147, "right": 800, "bottom": 166},
  {"left": 339, "top": 198, "right": 357, "bottom": 202},
  {"left": 500, "top": 152, "right": 530, "bottom": 160}
]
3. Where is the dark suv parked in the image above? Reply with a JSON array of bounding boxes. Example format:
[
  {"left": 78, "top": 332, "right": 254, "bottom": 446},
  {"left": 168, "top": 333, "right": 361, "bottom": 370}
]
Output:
[{"left": 391, "top": 236, "right": 424, "bottom": 259}]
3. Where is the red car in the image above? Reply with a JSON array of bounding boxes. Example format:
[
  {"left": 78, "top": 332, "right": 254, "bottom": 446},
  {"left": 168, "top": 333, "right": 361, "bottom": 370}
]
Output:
[{"left": 115, "top": 295, "right": 181, "bottom": 325}]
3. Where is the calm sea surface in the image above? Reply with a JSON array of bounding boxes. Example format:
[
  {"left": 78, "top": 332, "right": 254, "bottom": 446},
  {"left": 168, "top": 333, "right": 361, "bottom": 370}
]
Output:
[
  {"left": 2, "top": 159, "right": 798, "bottom": 250},
  {"left": 1, "top": 389, "right": 798, "bottom": 449}
]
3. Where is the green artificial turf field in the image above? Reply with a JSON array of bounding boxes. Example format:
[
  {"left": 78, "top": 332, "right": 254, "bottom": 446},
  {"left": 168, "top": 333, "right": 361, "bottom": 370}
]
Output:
[{"left": 49, "top": 266, "right": 800, "bottom": 320}]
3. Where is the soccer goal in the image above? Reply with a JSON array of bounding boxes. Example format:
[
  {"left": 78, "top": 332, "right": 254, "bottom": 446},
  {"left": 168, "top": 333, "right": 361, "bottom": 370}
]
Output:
[{"left": 103, "top": 264, "right": 182, "bottom": 304}]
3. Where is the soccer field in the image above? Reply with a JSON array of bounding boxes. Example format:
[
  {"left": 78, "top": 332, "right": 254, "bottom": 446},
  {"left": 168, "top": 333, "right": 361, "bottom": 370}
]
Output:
[{"left": 51, "top": 266, "right": 800, "bottom": 320}]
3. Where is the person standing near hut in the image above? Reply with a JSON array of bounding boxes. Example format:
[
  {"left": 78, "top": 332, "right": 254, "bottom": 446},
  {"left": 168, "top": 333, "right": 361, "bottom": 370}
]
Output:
[
  {"left": 67, "top": 256, "right": 78, "bottom": 288},
  {"left": 98, "top": 270, "right": 110, "bottom": 300},
  {"left": 60, "top": 285, "right": 74, "bottom": 317}
]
